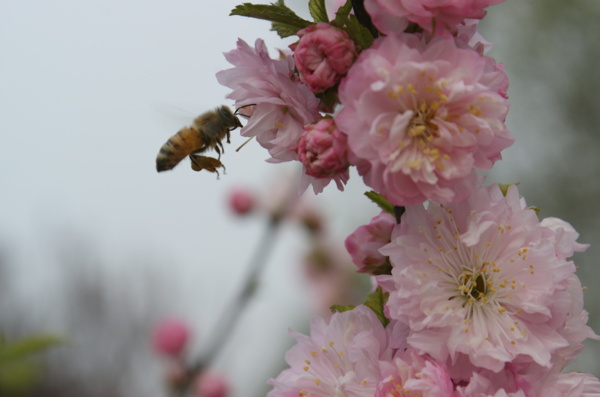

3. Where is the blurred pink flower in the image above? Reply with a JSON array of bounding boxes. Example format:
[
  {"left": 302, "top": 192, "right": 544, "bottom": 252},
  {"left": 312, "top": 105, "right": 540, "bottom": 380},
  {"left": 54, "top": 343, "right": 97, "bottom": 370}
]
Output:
[
  {"left": 291, "top": 23, "right": 357, "bottom": 93},
  {"left": 294, "top": 118, "right": 350, "bottom": 194},
  {"left": 345, "top": 211, "right": 395, "bottom": 275},
  {"left": 152, "top": 319, "right": 190, "bottom": 357},
  {"left": 336, "top": 34, "right": 512, "bottom": 205},
  {"left": 377, "top": 348, "right": 454, "bottom": 397},
  {"left": 217, "top": 38, "right": 321, "bottom": 162},
  {"left": 195, "top": 372, "right": 230, "bottom": 397},
  {"left": 377, "top": 183, "right": 597, "bottom": 373},
  {"left": 228, "top": 187, "right": 256, "bottom": 215},
  {"left": 267, "top": 306, "right": 390, "bottom": 397},
  {"left": 364, "top": 0, "right": 505, "bottom": 37}
]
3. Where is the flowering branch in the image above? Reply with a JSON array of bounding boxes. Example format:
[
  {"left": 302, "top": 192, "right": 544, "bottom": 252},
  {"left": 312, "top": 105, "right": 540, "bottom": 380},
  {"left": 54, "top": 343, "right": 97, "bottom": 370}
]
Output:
[{"left": 159, "top": 0, "right": 600, "bottom": 395}]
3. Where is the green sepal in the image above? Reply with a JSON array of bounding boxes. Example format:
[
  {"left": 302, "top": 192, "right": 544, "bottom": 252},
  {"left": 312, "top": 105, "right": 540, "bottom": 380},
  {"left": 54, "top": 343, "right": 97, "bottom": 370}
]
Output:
[
  {"left": 364, "top": 287, "right": 390, "bottom": 327},
  {"left": 364, "top": 191, "right": 395, "bottom": 215},
  {"left": 330, "top": 304, "right": 355, "bottom": 313},
  {"left": 308, "top": 0, "right": 329, "bottom": 23},
  {"left": 231, "top": 1, "right": 312, "bottom": 38},
  {"left": 498, "top": 182, "right": 520, "bottom": 196}
]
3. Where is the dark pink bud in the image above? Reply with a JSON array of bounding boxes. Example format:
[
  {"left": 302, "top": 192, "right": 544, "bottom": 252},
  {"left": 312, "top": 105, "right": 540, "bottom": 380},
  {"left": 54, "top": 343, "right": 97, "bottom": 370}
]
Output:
[
  {"left": 152, "top": 319, "right": 190, "bottom": 357},
  {"left": 295, "top": 118, "right": 349, "bottom": 180},
  {"left": 292, "top": 22, "right": 356, "bottom": 93},
  {"left": 228, "top": 187, "right": 255, "bottom": 215}
]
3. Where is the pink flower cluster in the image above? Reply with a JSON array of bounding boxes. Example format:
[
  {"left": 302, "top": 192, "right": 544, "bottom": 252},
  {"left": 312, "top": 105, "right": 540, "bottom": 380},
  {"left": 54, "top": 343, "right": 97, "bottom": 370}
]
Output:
[
  {"left": 269, "top": 184, "right": 600, "bottom": 397},
  {"left": 218, "top": 3, "right": 513, "bottom": 200}
]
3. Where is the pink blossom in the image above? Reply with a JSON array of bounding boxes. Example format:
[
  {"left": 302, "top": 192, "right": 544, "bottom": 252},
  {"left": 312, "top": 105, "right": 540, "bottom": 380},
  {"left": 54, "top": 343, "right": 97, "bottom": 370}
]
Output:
[
  {"left": 194, "top": 372, "right": 230, "bottom": 397},
  {"left": 216, "top": 39, "right": 321, "bottom": 162},
  {"left": 291, "top": 23, "right": 357, "bottom": 93},
  {"left": 345, "top": 211, "right": 396, "bottom": 275},
  {"left": 336, "top": 34, "right": 513, "bottom": 205},
  {"left": 267, "top": 305, "right": 390, "bottom": 397},
  {"left": 540, "top": 217, "right": 589, "bottom": 260},
  {"left": 552, "top": 372, "right": 600, "bottom": 397},
  {"left": 152, "top": 319, "right": 190, "bottom": 357},
  {"left": 377, "top": 348, "right": 454, "bottom": 397},
  {"left": 364, "top": 0, "right": 505, "bottom": 37},
  {"left": 377, "top": 183, "right": 596, "bottom": 372},
  {"left": 228, "top": 187, "right": 255, "bottom": 215},
  {"left": 294, "top": 118, "right": 350, "bottom": 194}
]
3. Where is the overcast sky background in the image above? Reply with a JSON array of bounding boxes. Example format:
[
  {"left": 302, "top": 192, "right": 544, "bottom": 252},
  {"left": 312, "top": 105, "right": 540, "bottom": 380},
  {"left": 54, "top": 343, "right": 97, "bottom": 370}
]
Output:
[{"left": 1, "top": 1, "right": 600, "bottom": 396}]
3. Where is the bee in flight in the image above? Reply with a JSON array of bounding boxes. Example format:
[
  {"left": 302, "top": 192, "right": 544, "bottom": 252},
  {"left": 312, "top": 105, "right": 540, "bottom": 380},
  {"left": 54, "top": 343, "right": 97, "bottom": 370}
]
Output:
[{"left": 156, "top": 105, "right": 246, "bottom": 176}]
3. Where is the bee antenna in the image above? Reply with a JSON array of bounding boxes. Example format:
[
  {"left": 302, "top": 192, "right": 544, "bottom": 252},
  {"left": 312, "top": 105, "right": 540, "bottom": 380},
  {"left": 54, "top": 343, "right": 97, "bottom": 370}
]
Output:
[
  {"left": 234, "top": 104, "right": 256, "bottom": 118},
  {"left": 236, "top": 136, "right": 254, "bottom": 152}
]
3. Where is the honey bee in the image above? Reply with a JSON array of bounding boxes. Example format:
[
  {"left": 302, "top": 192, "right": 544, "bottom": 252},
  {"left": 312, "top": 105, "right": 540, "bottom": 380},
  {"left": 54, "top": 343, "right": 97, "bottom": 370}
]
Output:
[{"left": 156, "top": 105, "right": 243, "bottom": 175}]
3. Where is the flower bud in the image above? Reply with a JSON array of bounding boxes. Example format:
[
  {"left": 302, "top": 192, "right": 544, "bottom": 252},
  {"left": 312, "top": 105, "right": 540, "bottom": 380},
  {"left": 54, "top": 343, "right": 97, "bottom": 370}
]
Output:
[
  {"left": 152, "top": 319, "right": 190, "bottom": 357},
  {"left": 345, "top": 211, "right": 395, "bottom": 275},
  {"left": 194, "top": 372, "right": 230, "bottom": 397},
  {"left": 228, "top": 187, "right": 256, "bottom": 215},
  {"left": 295, "top": 118, "right": 349, "bottom": 181},
  {"left": 291, "top": 22, "right": 356, "bottom": 93}
]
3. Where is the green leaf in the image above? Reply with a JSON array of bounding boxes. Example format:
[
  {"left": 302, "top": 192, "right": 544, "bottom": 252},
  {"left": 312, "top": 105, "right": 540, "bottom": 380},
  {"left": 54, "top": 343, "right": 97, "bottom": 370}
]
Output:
[
  {"left": 334, "top": 0, "right": 353, "bottom": 27},
  {"left": 0, "top": 360, "right": 39, "bottom": 394},
  {"left": 271, "top": 21, "right": 301, "bottom": 38},
  {"left": 364, "top": 191, "right": 394, "bottom": 215},
  {"left": 231, "top": 2, "right": 312, "bottom": 33},
  {"left": 345, "top": 14, "right": 375, "bottom": 49},
  {"left": 364, "top": 287, "right": 389, "bottom": 327},
  {"left": 308, "top": 0, "right": 329, "bottom": 22},
  {"left": 0, "top": 335, "right": 62, "bottom": 364},
  {"left": 330, "top": 304, "right": 355, "bottom": 313}
]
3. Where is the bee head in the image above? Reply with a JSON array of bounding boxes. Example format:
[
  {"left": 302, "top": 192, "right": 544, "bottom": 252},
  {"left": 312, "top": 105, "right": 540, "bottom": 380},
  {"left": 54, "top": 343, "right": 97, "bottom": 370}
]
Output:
[{"left": 217, "top": 106, "right": 243, "bottom": 131}]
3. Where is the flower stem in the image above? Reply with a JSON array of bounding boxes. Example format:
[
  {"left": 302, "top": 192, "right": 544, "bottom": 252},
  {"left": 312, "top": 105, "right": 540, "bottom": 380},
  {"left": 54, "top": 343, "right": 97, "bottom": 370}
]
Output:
[{"left": 175, "top": 205, "right": 287, "bottom": 396}]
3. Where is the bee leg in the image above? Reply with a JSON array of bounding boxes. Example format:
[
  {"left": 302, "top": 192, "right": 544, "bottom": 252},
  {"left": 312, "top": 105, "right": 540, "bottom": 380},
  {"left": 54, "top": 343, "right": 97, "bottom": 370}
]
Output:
[{"left": 226, "top": 129, "right": 231, "bottom": 144}]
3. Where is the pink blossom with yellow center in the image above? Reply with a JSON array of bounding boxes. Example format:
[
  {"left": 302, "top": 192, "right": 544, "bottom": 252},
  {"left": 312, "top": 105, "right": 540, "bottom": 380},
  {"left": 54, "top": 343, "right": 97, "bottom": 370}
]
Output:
[
  {"left": 267, "top": 306, "right": 390, "bottom": 397},
  {"left": 377, "top": 183, "right": 597, "bottom": 373},
  {"left": 336, "top": 34, "right": 512, "bottom": 205}
]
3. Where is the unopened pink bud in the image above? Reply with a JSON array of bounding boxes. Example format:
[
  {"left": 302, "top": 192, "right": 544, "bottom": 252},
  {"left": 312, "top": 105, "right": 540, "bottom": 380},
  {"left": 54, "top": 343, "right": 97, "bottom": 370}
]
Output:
[
  {"left": 291, "top": 22, "right": 356, "bottom": 93},
  {"left": 194, "top": 372, "right": 230, "bottom": 397},
  {"left": 152, "top": 319, "right": 190, "bottom": 357},
  {"left": 295, "top": 118, "right": 349, "bottom": 181},
  {"left": 228, "top": 188, "right": 255, "bottom": 215},
  {"left": 345, "top": 211, "right": 395, "bottom": 275}
]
